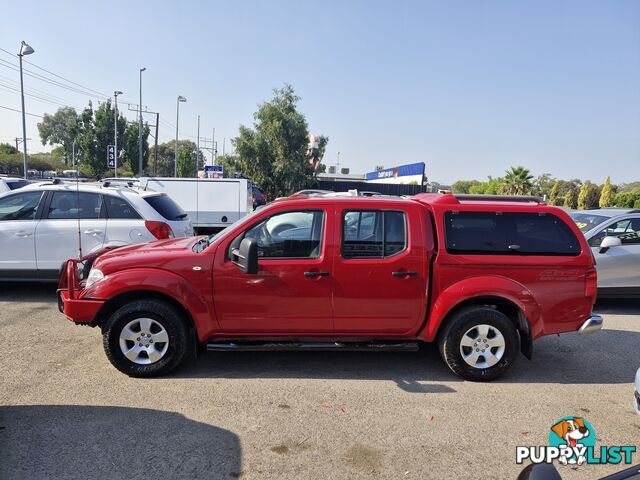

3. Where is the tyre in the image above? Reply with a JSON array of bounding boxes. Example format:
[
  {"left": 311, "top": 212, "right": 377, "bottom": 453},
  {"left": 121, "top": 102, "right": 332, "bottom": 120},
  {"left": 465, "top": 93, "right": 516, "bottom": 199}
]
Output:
[
  {"left": 438, "top": 306, "right": 520, "bottom": 381},
  {"left": 102, "top": 299, "right": 190, "bottom": 377}
]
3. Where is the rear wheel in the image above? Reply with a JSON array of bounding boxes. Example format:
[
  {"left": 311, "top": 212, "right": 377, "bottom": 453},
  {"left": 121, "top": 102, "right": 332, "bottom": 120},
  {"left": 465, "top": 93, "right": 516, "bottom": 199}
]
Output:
[
  {"left": 438, "top": 306, "right": 519, "bottom": 381},
  {"left": 102, "top": 299, "right": 190, "bottom": 377}
]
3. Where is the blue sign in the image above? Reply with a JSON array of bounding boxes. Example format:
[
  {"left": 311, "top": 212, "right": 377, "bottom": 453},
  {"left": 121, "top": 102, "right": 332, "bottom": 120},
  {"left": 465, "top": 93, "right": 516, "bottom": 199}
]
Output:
[
  {"left": 365, "top": 162, "right": 425, "bottom": 182},
  {"left": 204, "top": 165, "right": 224, "bottom": 178}
]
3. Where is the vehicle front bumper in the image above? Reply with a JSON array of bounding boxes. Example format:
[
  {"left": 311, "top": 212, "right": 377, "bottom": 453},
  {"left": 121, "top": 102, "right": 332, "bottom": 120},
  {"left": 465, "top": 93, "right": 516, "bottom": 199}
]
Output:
[
  {"left": 58, "top": 290, "right": 104, "bottom": 324},
  {"left": 577, "top": 314, "right": 604, "bottom": 335}
]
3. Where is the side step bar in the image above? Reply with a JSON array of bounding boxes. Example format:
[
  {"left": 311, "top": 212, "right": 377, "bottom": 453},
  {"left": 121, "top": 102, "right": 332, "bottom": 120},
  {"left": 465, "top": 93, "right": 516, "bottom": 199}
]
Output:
[{"left": 205, "top": 342, "right": 420, "bottom": 352}]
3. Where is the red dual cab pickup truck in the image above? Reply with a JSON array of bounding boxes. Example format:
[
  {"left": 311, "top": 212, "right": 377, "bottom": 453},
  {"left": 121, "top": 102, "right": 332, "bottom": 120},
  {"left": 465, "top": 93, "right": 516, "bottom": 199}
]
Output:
[{"left": 59, "top": 193, "right": 602, "bottom": 381}]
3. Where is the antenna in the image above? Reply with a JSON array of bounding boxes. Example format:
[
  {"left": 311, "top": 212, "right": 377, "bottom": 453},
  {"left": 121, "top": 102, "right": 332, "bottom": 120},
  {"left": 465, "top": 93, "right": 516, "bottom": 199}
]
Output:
[{"left": 73, "top": 142, "right": 83, "bottom": 258}]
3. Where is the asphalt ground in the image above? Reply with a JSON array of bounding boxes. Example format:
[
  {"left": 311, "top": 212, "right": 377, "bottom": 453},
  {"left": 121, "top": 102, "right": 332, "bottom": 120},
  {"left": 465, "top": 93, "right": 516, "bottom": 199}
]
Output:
[{"left": 1, "top": 283, "right": 638, "bottom": 480}]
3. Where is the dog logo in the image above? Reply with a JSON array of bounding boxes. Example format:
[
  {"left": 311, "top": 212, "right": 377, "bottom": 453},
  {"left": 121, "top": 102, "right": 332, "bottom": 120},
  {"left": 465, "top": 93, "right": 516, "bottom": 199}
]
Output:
[{"left": 549, "top": 416, "right": 595, "bottom": 465}]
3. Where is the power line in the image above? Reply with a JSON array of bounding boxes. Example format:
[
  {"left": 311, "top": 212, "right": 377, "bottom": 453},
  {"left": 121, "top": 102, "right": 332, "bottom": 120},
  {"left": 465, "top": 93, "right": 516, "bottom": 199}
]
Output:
[
  {"left": 0, "top": 80, "right": 82, "bottom": 109},
  {"left": 0, "top": 72, "right": 80, "bottom": 107},
  {"left": 0, "top": 104, "right": 43, "bottom": 118},
  {"left": 0, "top": 57, "right": 108, "bottom": 101},
  {"left": 0, "top": 47, "right": 109, "bottom": 99}
]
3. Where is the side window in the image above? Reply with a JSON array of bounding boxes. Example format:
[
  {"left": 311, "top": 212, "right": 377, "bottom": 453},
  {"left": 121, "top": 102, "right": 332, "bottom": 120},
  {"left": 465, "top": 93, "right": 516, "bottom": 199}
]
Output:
[
  {"left": 47, "top": 192, "right": 102, "bottom": 219},
  {"left": 342, "top": 210, "right": 407, "bottom": 258},
  {"left": 445, "top": 211, "right": 580, "bottom": 255},
  {"left": 589, "top": 218, "right": 640, "bottom": 247},
  {"left": 0, "top": 191, "right": 43, "bottom": 221},
  {"left": 243, "top": 210, "right": 324, "bottom": 258},
  {"left": 104, "top": 195, "right": 141, "bottom": 219}
]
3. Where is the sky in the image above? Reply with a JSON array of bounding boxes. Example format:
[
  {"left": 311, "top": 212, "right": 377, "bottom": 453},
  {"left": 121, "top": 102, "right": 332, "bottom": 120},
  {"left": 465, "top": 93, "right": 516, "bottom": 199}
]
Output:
[{"left": 0, "top": 0, "right": 639, "bottom": 184}]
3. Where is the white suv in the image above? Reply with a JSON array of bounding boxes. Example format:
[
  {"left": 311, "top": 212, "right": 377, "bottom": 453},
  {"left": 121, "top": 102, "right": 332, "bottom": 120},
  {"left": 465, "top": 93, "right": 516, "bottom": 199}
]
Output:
[
  {"left": 0, "top": 181, "right": 193, "bottom": 281},
  {"left": 0, "top": 176, "right": 31, "bottom": 194}
]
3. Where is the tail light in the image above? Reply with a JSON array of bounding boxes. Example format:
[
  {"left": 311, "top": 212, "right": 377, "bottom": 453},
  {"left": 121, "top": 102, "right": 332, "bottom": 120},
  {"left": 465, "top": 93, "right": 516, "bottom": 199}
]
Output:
[
  {"left": 145, "top": 221, "right": 174, "bottom": 240},
  {"left": 585, "top": 269, "right": 597, "bottom": 302}
]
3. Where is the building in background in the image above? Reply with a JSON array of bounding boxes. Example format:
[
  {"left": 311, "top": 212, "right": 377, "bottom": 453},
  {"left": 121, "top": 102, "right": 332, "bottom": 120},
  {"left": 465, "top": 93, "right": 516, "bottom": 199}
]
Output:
[{"left": 365, "top": 162, "right": 425, "bottom": 185}]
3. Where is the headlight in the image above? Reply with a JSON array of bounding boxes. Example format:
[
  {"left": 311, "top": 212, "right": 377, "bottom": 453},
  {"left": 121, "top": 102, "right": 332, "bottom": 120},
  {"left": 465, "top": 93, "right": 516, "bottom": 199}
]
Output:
[{"left": 85, "top": 268, "right": 104, "bottom": 288}]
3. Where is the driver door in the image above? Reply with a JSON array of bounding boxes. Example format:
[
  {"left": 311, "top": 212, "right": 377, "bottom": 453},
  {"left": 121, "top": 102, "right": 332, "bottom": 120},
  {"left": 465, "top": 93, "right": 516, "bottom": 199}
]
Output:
[
  {"left": 213, "top": 207, "right": 334, "bottom": 334},
  {"left": 590, "top": 216, "right": 640, "bottom": 288}
]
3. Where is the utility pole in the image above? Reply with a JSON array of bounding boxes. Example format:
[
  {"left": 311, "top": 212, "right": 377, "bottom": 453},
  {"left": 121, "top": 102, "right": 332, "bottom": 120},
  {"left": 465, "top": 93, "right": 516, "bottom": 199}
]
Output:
[
  {"left": 138, "top": 67, "right": 146, "bottom": 176},
  {"left": 174, "top": 96, "right": 187, "bottom": 177},
  {"left": 18, "top": 41, "right": 35, "bottom": 178},
  {"left": 212, "top": 128, "right": 215, "bottom": 165},
  {"left": 154, "top": 112, "right": 159, "bottom": 176},
  {"left": 196, "top": 115, "right": 200, "bottom": 177},
  {"left": 222, "top": 138, "right": 225, "bottom": 156},
  {"left": 113, "top": 90, "right": 122, "bottom": 177}
]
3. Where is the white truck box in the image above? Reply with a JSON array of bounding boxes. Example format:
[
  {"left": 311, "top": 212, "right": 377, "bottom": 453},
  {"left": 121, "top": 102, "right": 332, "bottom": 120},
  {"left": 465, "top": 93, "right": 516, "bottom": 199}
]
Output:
[{"left": 139, "top": 177, "right": 253, "bottom": 233}]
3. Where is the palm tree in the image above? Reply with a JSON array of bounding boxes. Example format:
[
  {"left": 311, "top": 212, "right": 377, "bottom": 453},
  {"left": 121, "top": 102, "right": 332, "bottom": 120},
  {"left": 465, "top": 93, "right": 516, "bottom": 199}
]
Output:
[{"left": 503, "top": 166, "right": 534, "bottom": 195}]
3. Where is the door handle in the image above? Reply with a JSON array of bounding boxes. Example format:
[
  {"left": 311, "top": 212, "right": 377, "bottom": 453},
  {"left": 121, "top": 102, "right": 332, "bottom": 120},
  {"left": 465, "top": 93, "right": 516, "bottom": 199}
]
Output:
[
  {"left": 14, "top": 231, "right": 32, "bottom": 237},
  {"left": 392, "top": 271, "right": 417, "bottom": 277},
  {"left": 83, "top": 229, "right": 102, "bottom": 235},
  {"left": 304, "top": 271, "right": 329, "bottom": 277}
]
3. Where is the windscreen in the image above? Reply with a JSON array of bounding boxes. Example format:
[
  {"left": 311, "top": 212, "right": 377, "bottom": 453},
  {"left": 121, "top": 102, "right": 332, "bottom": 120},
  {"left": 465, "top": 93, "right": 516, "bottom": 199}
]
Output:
[{"left": 570, "top": 212, "right": 609, "bottom": 233}]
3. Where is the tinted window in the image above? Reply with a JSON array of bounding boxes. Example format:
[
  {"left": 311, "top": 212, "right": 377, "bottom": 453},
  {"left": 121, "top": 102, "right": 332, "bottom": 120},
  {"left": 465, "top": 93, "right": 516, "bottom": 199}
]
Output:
[
  {"left": 47, "top": 191, "right": 102, "bottom": 219},
  {"left": 342, "top": 210, "right": 407, "bottom": 258},
  {"left": 445, "top": 211, "right": 580, "bottom": 256},
  {"left": 588, "top": 218, "right": 640, "bottom": 247},
  {"left": 104, "top": 194, "right": 141, "bottom": 219},
  {"left": 144, "top": 194, "right": 187, "bottom": 221},
  {"left": 0, "top": 191, "right": 43, "bottom": 221},
  {"left": 570, "top": 213, "right": 609, "bottom": 233},
  {"left": 7, "top": 180, "right": 30, "bottom": 190},
  {"left": 243, "top": 210, "right": 323, "bottom": 258}
]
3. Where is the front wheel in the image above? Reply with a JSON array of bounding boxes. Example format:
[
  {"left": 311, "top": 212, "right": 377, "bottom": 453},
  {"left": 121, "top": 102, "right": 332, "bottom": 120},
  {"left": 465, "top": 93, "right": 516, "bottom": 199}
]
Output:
[
  {"left": 438, "top": 306, "right": 520, "bottom": 381},
  {"left": 102, "top": 299, "right": 190, "bottom": 377}
]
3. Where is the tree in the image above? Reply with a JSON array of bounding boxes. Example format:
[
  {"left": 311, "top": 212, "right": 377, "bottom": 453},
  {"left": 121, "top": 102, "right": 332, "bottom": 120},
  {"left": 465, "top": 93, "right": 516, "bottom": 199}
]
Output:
[
  {"left": 75, "top": 103, "right": 99, "bottom": 175},
  {"left": 122, "top": 121, "right": 150, "bottom": 176},
  {"left": 305, "top": 133, "right": 329, "bottom": 171},
  {"left": 577, "top": 182, "right": 600, "bottom": 210},
  {"left": 229, "top": 85, "right": 322, "bottom": 197},
  {"left": 549, "top": 181, "right": 560, "bottom": 206},
  {"left": 533, "top": 173, "right": 555, "bottom": 199},
  {"left": 0, "top": 143, "right": 17, "bottom": 155},
  {"left": 563, "top": 189, "right": 577, "bottom": 209},
  {"left": 502, "top": 166, "right": 534, "bottom": 195},
  {"left": 451, "top": 180, "right": 482, "bottom": 194},
  {"left": 37, "top": 107, "right": 80, "bottom": 165},
  {"left": 93, "top": 99, "right": 127, "bottom": 175},
  {"left": 599, "top": 176, "right": 613, "bottom": 208}
]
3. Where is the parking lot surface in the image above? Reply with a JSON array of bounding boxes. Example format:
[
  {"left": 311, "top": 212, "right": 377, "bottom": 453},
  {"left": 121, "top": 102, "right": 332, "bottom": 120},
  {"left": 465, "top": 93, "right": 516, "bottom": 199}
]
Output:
[{"left": 1, "top": 284, "right": 639, "bottom": 480}]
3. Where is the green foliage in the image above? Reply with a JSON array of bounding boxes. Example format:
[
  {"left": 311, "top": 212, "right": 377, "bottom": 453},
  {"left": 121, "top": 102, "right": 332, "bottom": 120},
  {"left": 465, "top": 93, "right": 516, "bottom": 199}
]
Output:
[
  {"left": 228, "top": 85, "right": 322, "bottom": 197},
  {"left": 0, "top": 143, "right": 18, "bottom": 155},
  {"left": 599, "top": 176, "right": 613, "bottom": 208},
  {"left": 451, "top": 179, "right": 482, "bottom": 194},
  {"left": 549, "top": 181, "right": 560, "bottom": 206},
  {"left": 122, "top": 121, "right": 150, "bottom": 176},
  {"left": 563, "top": 189, "right": 577, "bottom": 209},
  {"left": 502, "top": 166, "right": 534, "bottom": 195},
  {"left": 149, "top": 140, "right": 204, "bottom": 177},
  {"left": 37, "top": 106, "right": 80, "bottom": 165},
  {"left": 577, "top": 182, "right": 600, "bottom": 210},
  {"left": 613, "top": 191, "right": 640, "bottom": 208},
  {"left": 532, "top": 173, "right": 555, "bottom": 198}
]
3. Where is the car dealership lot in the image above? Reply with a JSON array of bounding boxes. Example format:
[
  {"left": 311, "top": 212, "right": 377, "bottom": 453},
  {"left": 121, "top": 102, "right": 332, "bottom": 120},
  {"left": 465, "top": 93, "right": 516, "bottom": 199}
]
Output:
[{"left": 1, "top": 285, "right": 639, "bottom": 480}]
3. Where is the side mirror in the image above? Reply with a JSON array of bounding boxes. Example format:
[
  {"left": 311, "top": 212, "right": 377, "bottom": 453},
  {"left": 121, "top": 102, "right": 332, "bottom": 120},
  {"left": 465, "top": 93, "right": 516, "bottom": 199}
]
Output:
[
  {"left": 232, "top": 238, "right": 258, "bottom": 274},
  {"left": 599, "top": 235, "right": 622, "bottom": 254},
  {"left": 517, "top": 464, "right": 562, "bottom": 480}
]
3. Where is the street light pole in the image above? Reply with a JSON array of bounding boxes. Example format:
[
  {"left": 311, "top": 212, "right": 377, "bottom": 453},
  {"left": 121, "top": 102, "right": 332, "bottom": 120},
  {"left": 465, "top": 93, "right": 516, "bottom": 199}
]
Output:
[
  {"left": 138, "top": 67, "right": 146, "bottom": 176},
  {"left": 18, "top": 41, "right": 34, "bottom": 179},
  {"left": 196, "top": 115, "right": 200, "bottom": 177},
  {"left": 113, "top": 90, "right": 122, "bottom": 177},
  {"left": 174, "top": 95, "right": 187, "bottom": 177}
]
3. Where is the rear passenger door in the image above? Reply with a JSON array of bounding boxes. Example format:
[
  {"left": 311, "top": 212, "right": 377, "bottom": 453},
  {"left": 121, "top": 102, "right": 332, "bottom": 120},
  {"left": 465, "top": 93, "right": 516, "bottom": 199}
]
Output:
[
  {"left": 103, "top": 193, "right": 150, "bottom": 245},
  {"left": 332, "top": 205, "right": 428, "bottom": 334},
  {"left": 35, "top": 191, "right": 106, "bottom": 275}
]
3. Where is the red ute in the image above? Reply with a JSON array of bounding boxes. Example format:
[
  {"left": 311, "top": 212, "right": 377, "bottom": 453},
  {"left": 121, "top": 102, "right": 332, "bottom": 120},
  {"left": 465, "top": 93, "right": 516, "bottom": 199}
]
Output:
[{"left": 58, "top": 193, "right": 602, "bottom": 381}]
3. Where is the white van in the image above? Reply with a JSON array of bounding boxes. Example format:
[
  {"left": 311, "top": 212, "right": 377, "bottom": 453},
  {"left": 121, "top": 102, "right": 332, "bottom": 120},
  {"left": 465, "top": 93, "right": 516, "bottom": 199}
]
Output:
[{"left": 139, "top": 177, "right": 253, "bottom": 234}]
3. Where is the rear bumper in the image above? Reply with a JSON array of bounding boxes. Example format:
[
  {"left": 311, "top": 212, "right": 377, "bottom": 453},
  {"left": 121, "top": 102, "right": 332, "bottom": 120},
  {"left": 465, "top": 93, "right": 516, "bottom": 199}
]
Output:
[
  {"left": 577, "top": 315, "right": 603, "bottom": 335},
  {"left": 58, "top": 290, "right": 104, "bottom": 324}
]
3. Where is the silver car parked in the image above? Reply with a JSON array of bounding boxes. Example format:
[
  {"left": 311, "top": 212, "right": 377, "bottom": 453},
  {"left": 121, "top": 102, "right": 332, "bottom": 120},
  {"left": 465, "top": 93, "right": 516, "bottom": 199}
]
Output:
[{"left": 571, "top": 208, "right": 640, "bottom": 297}]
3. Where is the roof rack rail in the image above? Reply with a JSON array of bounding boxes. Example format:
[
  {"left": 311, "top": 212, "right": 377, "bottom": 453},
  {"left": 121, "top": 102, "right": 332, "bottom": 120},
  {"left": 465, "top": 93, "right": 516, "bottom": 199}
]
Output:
[{"left": 454, "top": 194, "right": 545, "bottom": 204}]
